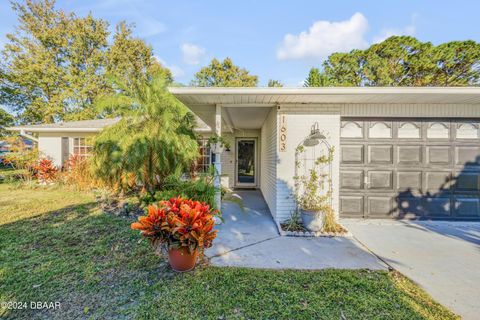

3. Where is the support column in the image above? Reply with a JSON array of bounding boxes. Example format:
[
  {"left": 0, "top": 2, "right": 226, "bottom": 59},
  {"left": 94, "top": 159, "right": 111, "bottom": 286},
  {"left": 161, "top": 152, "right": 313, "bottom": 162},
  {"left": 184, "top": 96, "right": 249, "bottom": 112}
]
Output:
[{"left": 214, "top": 104, "right": 222, "bottom": 211}]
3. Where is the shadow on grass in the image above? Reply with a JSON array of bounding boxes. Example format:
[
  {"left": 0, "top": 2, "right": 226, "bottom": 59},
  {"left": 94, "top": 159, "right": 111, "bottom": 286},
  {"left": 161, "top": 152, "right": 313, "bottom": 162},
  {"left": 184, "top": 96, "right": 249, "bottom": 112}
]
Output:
[
  {"left": 0, "top": 201, "right": 175, "bottom": 319},
  {"left": 0, "top": 200, "right": 458, "bottom": 320}
]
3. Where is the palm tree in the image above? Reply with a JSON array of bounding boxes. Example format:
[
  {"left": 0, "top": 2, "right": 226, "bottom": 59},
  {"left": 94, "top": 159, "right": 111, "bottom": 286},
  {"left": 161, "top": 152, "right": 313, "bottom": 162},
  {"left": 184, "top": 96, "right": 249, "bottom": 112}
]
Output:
[{"left": 91, "top": 74, "right": 199, "bottom": 195}]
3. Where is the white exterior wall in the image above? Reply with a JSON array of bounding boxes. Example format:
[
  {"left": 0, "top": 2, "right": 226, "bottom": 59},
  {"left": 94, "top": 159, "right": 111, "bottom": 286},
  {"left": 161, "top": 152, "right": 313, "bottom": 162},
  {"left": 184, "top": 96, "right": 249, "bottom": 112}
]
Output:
[
  {"left": 38, "top": 132, "right": 96, "bottom": 167},
  {"left": 38, "top": 134, "right": 62, "bottom": 167},
  {"left": 275, "top": 105, "right": 341, "bottom": 222},
  {"left": 260, "top": 107, "right": 277, "bottom": 218}
]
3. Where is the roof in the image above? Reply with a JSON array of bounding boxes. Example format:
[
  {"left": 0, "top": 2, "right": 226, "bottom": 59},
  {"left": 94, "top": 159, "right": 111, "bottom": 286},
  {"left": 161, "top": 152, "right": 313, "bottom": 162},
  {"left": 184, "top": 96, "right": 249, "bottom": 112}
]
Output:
[
  {"left": 8, "top": 118, "right": 121, "bottom": 133},
  {"left": 8, "top": 115, "right": 211, "bottom": 133},
  {"left": 169, "top": 87, "right": 480, "bottom": 105}
]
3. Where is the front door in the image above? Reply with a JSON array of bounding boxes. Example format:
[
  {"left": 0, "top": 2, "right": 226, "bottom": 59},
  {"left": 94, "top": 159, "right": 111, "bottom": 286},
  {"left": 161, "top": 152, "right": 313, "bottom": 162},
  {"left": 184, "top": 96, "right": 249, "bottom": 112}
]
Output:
[{"left": 236, "top": 139, "right": 257, "bottom": 187}]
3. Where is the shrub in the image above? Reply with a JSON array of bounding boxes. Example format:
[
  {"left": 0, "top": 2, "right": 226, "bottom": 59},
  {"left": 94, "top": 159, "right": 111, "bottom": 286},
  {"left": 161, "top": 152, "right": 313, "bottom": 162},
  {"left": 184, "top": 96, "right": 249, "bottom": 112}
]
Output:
[
  {"left": 2, "top": 137, "right": 38, "bottom": 181},
  {"left": 131, "top": 197, "right": 218, "bottom": 256},
  {"left": 61, "top": 154, "right": 102, "bottom": 190},
  {"left": 34, "top": 158, "right": 58, "bottom": 184},
  {"left": 139, "top": 172, "right": 218, "bottom": 209}
]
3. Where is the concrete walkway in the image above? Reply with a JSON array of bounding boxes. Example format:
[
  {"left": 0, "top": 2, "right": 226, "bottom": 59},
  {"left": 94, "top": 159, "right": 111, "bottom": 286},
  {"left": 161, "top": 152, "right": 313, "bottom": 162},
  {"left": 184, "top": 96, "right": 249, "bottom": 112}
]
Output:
[
  {"left": 342, "top": 219, "right": 480, "bottom": 320},
  {"left": 206, "top": 190, "right": 386, "bottom": 270}
]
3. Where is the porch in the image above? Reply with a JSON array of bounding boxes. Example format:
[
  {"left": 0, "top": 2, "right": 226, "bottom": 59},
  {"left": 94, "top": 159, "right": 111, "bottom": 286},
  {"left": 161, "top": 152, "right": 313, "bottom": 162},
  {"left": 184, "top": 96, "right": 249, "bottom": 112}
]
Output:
[{"left": 206, "top": 190, "right": 386, "bottom": 270}]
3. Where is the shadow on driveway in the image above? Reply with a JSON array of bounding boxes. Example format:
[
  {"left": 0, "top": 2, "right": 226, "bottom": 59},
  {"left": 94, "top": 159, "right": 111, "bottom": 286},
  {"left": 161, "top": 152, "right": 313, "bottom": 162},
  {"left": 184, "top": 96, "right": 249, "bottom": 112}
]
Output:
[{"left": 342, "top": 219, "right": 480, "bottom": 320}]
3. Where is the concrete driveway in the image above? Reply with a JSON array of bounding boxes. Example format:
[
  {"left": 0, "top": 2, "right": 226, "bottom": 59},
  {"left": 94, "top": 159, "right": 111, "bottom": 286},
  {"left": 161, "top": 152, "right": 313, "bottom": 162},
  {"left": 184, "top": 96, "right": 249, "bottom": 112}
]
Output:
[{"left": 342, "top": 219, "right": 480, "bottom": 320}]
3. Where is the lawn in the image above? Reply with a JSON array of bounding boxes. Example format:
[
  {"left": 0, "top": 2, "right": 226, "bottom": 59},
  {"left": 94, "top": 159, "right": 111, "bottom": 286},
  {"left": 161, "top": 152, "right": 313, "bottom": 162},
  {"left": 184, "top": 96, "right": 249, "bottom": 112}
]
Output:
[{"left": 0, "top": 181, "right": 458, "bottom": 319}]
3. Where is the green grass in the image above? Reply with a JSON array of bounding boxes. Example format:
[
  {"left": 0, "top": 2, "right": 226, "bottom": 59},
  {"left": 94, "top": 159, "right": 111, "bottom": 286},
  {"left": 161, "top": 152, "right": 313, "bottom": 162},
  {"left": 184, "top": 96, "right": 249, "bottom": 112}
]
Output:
[{"left": 0, "top": 183, "right": 458, "bottom": 319}]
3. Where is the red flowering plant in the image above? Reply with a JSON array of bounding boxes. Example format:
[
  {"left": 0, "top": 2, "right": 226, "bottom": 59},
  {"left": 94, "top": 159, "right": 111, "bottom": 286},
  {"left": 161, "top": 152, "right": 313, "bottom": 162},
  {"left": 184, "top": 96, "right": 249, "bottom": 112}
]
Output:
[
  {"left": 131, "top": 197, "right": 218, "bottom": 257},
  {"left": 34, "top": 158, "right": 58, "bottom": 184}
]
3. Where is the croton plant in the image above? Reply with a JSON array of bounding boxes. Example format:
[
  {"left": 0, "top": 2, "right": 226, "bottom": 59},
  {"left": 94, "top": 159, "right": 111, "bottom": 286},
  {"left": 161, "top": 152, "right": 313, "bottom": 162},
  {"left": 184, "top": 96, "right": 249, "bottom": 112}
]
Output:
[{"left": 131, "top": 197, "right": 218, "bottom": 256}]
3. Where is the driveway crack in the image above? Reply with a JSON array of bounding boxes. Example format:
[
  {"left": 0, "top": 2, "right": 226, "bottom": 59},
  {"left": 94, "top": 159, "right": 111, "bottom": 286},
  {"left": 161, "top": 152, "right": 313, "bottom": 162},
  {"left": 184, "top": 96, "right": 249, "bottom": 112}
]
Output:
[{"left": 208, "top": 235, "right": 280, "bottom": 259}]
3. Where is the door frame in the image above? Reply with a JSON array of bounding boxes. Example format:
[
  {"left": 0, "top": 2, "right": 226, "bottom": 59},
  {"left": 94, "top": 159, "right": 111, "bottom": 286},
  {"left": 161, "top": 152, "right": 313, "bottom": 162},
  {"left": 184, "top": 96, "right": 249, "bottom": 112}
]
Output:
[{"left": 235, "top": 137, "right": 258, "bottom": 188}]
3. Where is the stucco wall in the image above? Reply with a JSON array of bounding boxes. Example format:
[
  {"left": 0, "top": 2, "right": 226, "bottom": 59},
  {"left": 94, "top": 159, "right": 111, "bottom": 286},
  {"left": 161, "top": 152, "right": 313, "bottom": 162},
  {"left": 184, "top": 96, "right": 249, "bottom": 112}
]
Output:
[
  {"left": 260, "top": 107, "right": 277, "bottom": 219},
  {"left": 38, "top": 132, "right": 96, "bottom": 167},
  {"left": 275, "top": 105, "right": 341, "bottom": 222}
]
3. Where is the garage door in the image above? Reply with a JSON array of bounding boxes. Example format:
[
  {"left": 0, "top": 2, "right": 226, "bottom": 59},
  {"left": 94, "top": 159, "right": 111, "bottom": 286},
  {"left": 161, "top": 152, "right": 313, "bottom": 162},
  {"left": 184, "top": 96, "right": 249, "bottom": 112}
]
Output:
[{"left": 340, "top": 118, "right": 480, "bottom": 219}]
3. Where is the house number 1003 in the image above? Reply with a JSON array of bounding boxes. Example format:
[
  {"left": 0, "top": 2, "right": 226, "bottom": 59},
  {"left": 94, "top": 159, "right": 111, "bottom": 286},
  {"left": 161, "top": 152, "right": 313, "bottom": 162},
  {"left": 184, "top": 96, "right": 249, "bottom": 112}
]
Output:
[{"left": 279, "top": 115, "right": 287, "bottom": 152}]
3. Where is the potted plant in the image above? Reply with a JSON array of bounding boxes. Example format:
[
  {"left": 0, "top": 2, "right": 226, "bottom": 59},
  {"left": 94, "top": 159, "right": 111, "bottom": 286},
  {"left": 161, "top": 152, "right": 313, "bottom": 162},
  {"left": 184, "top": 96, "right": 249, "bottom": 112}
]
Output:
[
  {"left": 295, "top": 147, "right": 334, "bottom": 232},
  {"left": 207, "top": 134, "right": 230, "bottom": 154},
  {"left": 131, "top": 196, "right": 218, "bottom": 272}
]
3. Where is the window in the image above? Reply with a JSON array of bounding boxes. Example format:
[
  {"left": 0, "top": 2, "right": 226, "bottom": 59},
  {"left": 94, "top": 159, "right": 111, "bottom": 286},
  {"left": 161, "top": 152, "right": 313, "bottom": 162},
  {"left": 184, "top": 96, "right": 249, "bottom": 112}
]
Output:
[
  {"left": 341, "top": 121, "right": 363, "bottom": 138},
  {"left": 427, "top": 122, "right": 449, "bottom": 139},
  {"left": 73, "top": 137, "right": 93, "bottom": 157},
  {"left": 457, "top": 123, "right": 479, "bottom": 139},
  {"left": 398, "top": 122, "right": 420, "bottom": 138},
  {"left": 369, "top": 122, "right": 392, "bottom": 138},
  {"left": 196, "top": 139, "right": 213, "bottom": 172}
]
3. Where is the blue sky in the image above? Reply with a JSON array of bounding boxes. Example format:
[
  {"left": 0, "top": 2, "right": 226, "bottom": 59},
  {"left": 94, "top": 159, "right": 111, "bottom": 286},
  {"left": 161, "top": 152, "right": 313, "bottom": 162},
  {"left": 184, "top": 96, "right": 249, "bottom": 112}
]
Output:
[{"left": 1, "top": 0, "right": 480, "bottom": 87}]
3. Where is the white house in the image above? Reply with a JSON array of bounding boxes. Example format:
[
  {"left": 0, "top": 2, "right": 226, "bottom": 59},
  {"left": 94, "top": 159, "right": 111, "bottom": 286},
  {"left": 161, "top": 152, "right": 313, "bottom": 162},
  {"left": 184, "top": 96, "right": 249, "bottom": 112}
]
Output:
[{"left": 10, "top": 87, "right": 480, "bottom": 223}]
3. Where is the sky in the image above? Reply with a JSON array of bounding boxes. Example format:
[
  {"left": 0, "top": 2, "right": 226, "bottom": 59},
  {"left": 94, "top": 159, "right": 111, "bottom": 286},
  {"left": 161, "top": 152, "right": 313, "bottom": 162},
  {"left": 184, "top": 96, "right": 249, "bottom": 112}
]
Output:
[{"left": 1, "top": 0, "right": 480, "bottom": 87}]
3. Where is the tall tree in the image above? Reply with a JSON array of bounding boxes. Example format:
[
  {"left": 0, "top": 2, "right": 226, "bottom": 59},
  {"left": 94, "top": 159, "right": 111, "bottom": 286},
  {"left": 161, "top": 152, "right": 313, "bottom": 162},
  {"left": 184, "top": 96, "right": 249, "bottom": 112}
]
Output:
[
  {"left": 0, "top": 0, "right": 171, "bottom": 124},
  {"left": 92, "top": 73, "right": 198, "bottom": 194},
  {"left": 0, "top": 109, "right": 15, "bottom": 137},
  {"left": 106, "top": 22, "right": 172, "bottom": 90},
  {"left": 304, "top": 67, "right": 329, "bottom": 87},
  {"left": 267, "top": 79, "right": 283, "bottom": 87},
  {"left": 191, "top": 57, "right": 258, "bottom": 87},
  {"left": 433, "top": 41, "right": 480, "bottom": 86},
  {"left": 321, "top": 36, "right": 480, "bottom": 87}
]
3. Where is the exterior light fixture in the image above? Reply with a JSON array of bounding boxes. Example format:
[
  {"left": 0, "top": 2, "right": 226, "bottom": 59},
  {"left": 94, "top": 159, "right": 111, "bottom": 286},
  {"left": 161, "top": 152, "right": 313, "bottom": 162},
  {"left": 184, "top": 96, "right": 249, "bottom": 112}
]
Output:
[
  {"left": 303, "top": 122, "right": 325, "bottom": 147},
  {"left": 303, "top": 138, "right": 320, "bottom": 147}
]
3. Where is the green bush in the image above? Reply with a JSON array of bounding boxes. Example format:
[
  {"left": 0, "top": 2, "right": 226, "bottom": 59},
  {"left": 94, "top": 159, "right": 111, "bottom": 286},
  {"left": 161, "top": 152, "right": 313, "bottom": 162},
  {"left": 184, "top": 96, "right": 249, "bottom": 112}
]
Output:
[{"left": 139, "top": 173, "right": 218, "bottom": 209}]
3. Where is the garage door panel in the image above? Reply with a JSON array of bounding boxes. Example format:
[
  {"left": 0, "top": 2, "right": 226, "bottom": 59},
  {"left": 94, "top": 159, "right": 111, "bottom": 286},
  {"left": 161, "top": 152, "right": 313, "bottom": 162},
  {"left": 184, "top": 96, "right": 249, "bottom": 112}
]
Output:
[
  {"left": 341, "top": 145, "right": 364, "bottom": 164},
  {"left": 422, "top": 197, "right": 451, "bottom": 217},
  {"left": 367, "top": 196, "right": 394, "bottom": 217},
  {"left": 454, "top": 171, "right": 480, "bottom": 191},
  {"left": 368, "top": 145, "right": 393, "bottom": 164},
  {"left": 396, "top": 196, "right": 424, "bottom": 218},
  {"left": 340, "top": 171, "right": 363, "bottom": 189},
  {"left": 453, "top": 198, "right": 480, "bottom": 217},
  {"left": 368, "top": 171, "right": 393, "bottom": 189},
  {"left": 427, "top": 146, "right": 451, "bottom": 165},
  {"left": 340, "top": 196, "right": 364, "bottom": 217},
  {"left": 341, "top": 118, "right": 480, "bottom": 220},
  {"left": 425, "top": 171, "right": 452, "bottom": 191},
  {"left": 397, "top": 171, "right": 422, "bottom": 191},
  {"left": 456, "top": 146, "right": 480, "bottom": 166},
  {"left": 398, "top": 146, "right": 422, "bottom": 165}
]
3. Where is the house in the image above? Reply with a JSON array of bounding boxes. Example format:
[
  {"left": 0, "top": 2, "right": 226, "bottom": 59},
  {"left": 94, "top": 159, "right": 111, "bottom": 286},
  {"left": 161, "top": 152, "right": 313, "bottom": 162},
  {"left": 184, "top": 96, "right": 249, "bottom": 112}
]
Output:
[{"left": 10, "top": 87, "right": 480, "bottom": 223}]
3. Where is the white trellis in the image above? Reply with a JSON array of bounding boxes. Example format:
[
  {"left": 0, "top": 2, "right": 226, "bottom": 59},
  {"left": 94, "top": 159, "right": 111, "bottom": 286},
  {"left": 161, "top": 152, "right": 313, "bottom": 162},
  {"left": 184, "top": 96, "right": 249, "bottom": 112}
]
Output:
[{"left": 294, "top": 122, "right": 333, "bottom": 210}]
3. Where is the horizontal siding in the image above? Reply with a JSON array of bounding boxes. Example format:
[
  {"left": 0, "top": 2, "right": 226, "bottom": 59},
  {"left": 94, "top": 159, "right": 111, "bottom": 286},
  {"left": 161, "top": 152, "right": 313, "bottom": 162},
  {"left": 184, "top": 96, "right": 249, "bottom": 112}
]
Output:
[
  {"left": 275, "top": 109, "right": 341, "bottom": 222},
  {"left": 279, "top": 103, "right": 480, "bottom": 118},
  {"left": 260, "top": 108, "right": 277, "bottom": 218},
  {"left": 341, "top": 103, "right": 480, "bottom": 117}
]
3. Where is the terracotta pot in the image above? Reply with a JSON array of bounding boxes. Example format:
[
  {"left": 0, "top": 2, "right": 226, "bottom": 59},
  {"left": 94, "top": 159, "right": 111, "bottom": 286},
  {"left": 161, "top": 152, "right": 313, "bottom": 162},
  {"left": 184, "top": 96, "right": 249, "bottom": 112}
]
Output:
[{"left": 168, "top": 247, "right": 198, "bottom": 272}]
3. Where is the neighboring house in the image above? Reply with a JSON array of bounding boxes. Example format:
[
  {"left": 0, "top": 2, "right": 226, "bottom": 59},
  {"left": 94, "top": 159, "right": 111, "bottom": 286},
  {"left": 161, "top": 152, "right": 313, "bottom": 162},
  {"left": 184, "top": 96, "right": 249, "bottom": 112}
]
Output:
[
  {"left": 10, "top": 87, "right": 480, "bottom": 223},
  {"left": 9, "top": 118, "right": 121, "bottom": 166}
]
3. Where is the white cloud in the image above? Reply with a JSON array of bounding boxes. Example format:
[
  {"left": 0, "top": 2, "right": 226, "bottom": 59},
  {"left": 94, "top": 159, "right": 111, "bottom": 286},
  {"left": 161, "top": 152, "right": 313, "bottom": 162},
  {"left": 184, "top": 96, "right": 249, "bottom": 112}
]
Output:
[
  {"left": 277, "top": 12, "right": 369, "bottom": 60},
  {"left": 154, "top": 56, "right": 185, "bottom": 78},
  {"left": 181, "top": 43, "right": 206, "bottom": 65},
  {"left": 372, "top": 14, "right": 417, "bottom": 43}
]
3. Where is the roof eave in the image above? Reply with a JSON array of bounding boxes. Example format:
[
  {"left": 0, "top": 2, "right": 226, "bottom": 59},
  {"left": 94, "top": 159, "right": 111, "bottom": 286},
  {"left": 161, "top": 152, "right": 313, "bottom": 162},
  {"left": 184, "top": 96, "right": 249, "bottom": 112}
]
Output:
[{"left": 7, "top": 127, "right": 103, "bottom": 133}]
